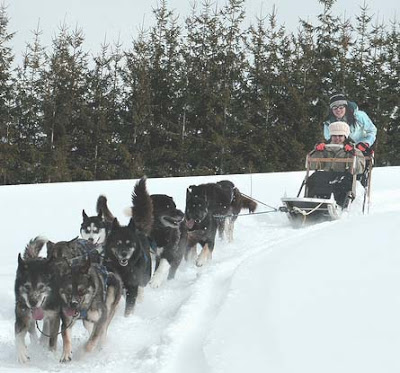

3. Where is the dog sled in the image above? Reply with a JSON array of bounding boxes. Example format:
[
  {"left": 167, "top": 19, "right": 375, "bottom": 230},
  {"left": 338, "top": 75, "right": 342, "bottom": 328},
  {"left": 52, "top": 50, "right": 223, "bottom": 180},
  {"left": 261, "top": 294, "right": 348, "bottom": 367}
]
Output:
[{"left": 280, "top": 144, "right": 374, "bottom": 227}]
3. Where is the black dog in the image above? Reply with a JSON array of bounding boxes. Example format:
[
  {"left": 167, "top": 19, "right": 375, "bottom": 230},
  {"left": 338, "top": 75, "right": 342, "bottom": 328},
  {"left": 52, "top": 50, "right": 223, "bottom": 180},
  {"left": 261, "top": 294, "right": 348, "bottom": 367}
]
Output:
[
  {"left": 185, "top": 180, "right": 257, "bottom": 266},
  {"left": 15, "top": 237, "right": 60, "bottom": 364},
  {"left": 103, "top": 177, "right": 153, "bottom": 316},
  {"left": 148, "top": 194, "right": 187, "bottom": 287},
  {"left": 185, "top": 185, "right": 220, "bottom": 267}
]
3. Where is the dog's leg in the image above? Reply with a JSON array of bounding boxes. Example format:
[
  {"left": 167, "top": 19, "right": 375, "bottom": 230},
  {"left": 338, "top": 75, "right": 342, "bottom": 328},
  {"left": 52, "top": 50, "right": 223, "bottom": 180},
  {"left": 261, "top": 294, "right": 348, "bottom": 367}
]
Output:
[
  {"left": 124, "top": 286, "right": 139, "bottom": 316},
  {"left": 227, "top": 217, "right": 234, "bottom": 243},
  {"left": 136, "top": 286, "right": 145, "bottom": 303},
  {"left": 60, "top": 317, "right": 73, "bottom": 363},
  {"left": 149, "top": 258, "right": 171, "bottom": 288},
  {"left": 105, "top": 273, "right": 122, "bottom": 325},
  {"left": 196, "top": 244, "right": 212, "bottom": 267},
  {"left": 185, "top": 245, "right": 197, "bottom": 263},
  {"left": 48, "top": 315, "right": 61, "bottom": 351},
  {"left": 85, "top": 312, "right": 107, "bottom": 353},
  {"left": 217, "top": 218, "right": 226, "bottom": 240},
  {"left": 167, "top": 256, "right": 183, "bottom": 280},
  {"left": 39, "top": 319, "right": 50, "bottom": 346},
  {"left": 15, "top": 318, "right": 30, "bottom": 363},
  {"left": 28, "top": 318, "right": 38, "bottom": 344}
]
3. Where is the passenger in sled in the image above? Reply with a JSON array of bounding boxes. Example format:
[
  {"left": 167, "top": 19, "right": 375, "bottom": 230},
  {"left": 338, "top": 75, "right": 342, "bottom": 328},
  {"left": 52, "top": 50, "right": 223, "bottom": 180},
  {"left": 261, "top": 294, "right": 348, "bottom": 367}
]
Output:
[
  {"left": 323, "top": 93, "right": 377, "bottom": 155},
  {"left": 308, "top": 121, "right": 365, "bottom": 208},
  {"left": 323, "top": 93, "right": 376, "bottom": 187}
]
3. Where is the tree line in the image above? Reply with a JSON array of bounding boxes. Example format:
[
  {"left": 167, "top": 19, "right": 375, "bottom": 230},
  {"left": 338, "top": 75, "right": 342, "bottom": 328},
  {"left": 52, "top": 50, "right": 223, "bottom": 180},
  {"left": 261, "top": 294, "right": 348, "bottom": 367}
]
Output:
[{"left": 0, "top": 0, "right": 399, "bottom": 185}]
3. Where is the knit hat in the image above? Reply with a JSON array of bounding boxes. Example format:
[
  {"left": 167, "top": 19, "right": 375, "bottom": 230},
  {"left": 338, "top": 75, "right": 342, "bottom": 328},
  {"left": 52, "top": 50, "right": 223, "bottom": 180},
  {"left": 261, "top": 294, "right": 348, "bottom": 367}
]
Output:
[
  {"left": 329, "top": 121, "right": 350, "bottom": 138},
  {"left": 329, "top": 93, "right": 348, "bottom": 109}
]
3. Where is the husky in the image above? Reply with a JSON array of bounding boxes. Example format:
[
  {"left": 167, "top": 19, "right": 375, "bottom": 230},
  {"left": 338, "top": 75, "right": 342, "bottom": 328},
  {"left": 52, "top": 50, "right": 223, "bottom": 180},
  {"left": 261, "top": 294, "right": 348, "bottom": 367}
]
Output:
[
  {"left": 14, "top": 236, "right": 60, "bottom": 364},
  {"left": 57, "top": 257, "right": 122, "bottom": 362},
  {"left": 80, "top": 210, "right": 107, "bottom": 246},
  {"left": 80, "top": 195, "right": 115, "bottom": 253},
  {"left": 148, "top": 194, "right": 188, "bottom": 288},
  {"left": 104, "top": 176, "right": 153, "bottom": 316}
]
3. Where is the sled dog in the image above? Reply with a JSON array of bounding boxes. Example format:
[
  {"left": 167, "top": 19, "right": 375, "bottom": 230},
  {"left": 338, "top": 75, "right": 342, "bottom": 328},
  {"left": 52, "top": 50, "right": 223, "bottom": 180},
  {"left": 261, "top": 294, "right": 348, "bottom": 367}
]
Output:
[
  {"left": 14, "top": 236, "right": 60, "bottom": 363},
  {"left": 148, "top": 194, "right": 188, "bottom": 288},
  {"left": 57, "top": 257, "right": 122, "bottom": 362},
  {"left": 104, "top": 177, "right": 153, "bottom": 316},
  {"left": 216, "top": 180, "right": 257, "bottom": 242},
  {"left": 80, "top": 195, "right": 115, "bottom": 253},
  {"left": 185, "top": 180, "right": 257, "bottom": 265}
]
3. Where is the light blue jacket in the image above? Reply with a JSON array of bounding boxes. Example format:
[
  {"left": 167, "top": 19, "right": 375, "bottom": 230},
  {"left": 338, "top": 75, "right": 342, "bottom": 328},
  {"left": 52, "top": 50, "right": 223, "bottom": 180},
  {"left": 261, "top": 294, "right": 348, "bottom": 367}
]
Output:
[{"left": 323, "top": 102, "right": 377, "bottom": 146}]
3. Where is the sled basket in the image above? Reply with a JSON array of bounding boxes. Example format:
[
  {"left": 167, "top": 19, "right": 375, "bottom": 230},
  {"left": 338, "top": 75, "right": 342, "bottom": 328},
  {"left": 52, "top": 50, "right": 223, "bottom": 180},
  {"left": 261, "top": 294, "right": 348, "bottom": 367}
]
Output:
[{"left": 280, "top": 145, "right": 359, "bottom": 227}]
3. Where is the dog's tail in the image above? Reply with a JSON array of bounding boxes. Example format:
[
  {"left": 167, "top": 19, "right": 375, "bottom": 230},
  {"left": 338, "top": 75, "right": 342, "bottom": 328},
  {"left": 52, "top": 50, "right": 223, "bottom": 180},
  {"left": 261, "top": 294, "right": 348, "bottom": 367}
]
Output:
[
  {"left": 96, "top": 195, "right": 115, "bottom": 223},
  {"left": 233, "top": 188, "right": 257, "bottom": 213},
  {"left": 131, "top": 176, "right": 154, "bottom": 236},
  {"left": 240, "top": 193, "right": 258, "bottom": 213},
  {"left": 23, "top": 236, "right": 48, "bottom": 260}
]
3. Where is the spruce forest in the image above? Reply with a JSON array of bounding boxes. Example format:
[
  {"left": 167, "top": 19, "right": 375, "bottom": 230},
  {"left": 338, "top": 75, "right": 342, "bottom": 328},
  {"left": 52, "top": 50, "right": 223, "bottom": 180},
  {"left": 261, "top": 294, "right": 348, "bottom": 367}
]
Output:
[{"left": 0, "top": 0, "right": 399, "bottom": 185}]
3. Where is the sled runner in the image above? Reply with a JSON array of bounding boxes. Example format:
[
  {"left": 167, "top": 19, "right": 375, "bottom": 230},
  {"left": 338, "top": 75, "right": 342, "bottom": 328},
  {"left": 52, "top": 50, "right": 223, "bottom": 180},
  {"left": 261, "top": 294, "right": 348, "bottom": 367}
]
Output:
[{"left": 280, "top": 144, "right": 373, "bottom": 227}]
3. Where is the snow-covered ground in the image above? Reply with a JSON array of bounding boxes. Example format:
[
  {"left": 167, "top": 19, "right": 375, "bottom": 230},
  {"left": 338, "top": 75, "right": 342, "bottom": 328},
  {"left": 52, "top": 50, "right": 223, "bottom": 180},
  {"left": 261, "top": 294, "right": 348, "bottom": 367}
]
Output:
[{"left": 1, "top": 166, "right": 400, "bottom": 373}]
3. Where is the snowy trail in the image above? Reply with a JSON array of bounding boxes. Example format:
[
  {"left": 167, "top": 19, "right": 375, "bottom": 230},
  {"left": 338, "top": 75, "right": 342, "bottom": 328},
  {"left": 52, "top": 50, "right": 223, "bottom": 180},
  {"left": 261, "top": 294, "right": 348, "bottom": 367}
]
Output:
[{"left": 1, "top": 213, "right": 327, "bottom": 372}]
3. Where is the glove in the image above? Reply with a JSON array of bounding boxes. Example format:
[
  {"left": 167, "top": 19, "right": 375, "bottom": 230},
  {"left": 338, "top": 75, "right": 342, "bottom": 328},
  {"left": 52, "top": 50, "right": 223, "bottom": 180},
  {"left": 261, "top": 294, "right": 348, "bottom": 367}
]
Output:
[
  {"left": 344, "top": 144, "right": 355, "bottom": 154},
  {"left": 315, "top": 143, "right": 326, "bottom": 151},
  {"left": 356, "top": 142, "right": 369, "bottom": 152}
]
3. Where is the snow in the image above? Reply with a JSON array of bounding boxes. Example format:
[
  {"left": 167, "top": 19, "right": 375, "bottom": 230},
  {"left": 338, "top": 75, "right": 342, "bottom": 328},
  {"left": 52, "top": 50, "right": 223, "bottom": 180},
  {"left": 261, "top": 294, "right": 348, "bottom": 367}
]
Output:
[{"left": 1, "top": 166, "right": 400, "bottom": 372}]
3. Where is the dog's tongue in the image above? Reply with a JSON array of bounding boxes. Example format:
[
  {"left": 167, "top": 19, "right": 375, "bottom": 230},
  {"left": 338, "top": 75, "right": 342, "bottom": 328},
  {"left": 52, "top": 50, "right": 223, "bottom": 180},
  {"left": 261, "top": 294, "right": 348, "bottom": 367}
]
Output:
[
  {"left": 32, "top": 307, "right": 44, "bottom": 320},
  {"left": 186, "top": 219, "right": 195, "bottom": 229}
]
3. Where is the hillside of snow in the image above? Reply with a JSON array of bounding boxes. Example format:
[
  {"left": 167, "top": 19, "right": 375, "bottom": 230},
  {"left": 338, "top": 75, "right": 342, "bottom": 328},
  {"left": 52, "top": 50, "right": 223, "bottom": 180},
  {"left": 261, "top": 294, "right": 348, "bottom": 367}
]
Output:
[{"left": 1, "top": 166, "right": 400, "bottom": 373}]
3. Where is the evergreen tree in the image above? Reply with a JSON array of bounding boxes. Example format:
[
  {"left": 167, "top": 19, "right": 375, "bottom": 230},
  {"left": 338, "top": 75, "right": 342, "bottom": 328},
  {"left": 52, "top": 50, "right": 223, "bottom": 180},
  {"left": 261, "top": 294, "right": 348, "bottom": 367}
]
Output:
[
  {"left": 41, "top": 24, "right": 90, "bottom": 181},
  {"left": 121, "top": 31, "right": 153, "bottom": 177},
  {"left": 13, "top": 26, "right": 47, "bottom": 183},
  {"left": 181, "top": 0, "right": 223, "bottom": 175},
  {"left": 214, "top": 0, "right": 248, "bottom": 174},
  {"left": 381, "top": 20, "right": 400, "bottom": 165},
  {"left": 145, "top": 0, "right": 185, "bottom": 176},
  {"left": 89, "top": 41, "right": 135, "bottom": 180},
  {"left": 0, "top": 5, "right": 17, "bottom": 184}
]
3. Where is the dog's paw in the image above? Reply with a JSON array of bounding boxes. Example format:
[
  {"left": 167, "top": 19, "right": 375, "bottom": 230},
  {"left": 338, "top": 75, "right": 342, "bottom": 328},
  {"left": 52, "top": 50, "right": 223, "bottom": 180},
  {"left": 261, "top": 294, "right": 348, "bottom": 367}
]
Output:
[
  {"left": 149, "top": 259, "right": 170, "bottom": 288},
  {"left": 195, "top": 256, "right": 206, "bottom": 267},
  {"left": 149, "top": 274, "right": 164, "bottom": 288},
  {"left": 16, "top": 342, "right": 30, "bottom": 364},
  {"left": 17, "top": 352, "right": 30, "bottom": 364},
  {"left": 196, "top": 246, "right": 212, "bottom": 267},
  {"left": 60, "top": 352, "right": 72, "bottom": 363}
]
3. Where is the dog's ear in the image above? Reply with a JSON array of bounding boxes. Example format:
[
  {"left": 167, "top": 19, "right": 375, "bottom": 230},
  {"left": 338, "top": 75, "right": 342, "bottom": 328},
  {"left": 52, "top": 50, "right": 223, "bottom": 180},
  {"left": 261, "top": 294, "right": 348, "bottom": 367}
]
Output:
[
  {"left": 111, "top": 218, "right": 120, "bottom": 230},
  {"left": 17, "top": 253, "right": 24, "bottom": 266},
  {"left": 46, "top": 241, "right": 54, "bottom": 259},
  {"left": 46, "top": 254, "right": 55, "bottom": 265},
  {"left": 82, "top": 209, "right": 89, "bottom": 220},
  {"left": 187, "top": 187, "right": 193, "bottom": 196},
  {"left": 128, "top": 218, "right": 136, "bottom": 231}
]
